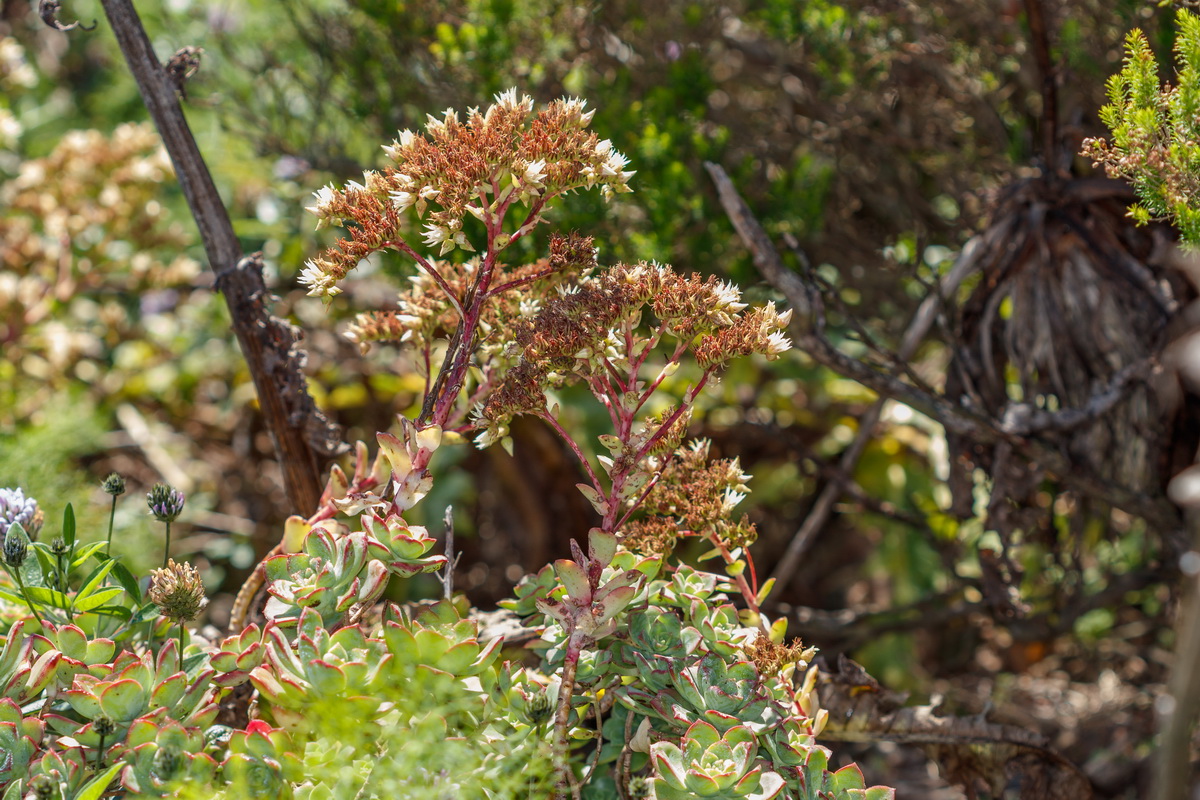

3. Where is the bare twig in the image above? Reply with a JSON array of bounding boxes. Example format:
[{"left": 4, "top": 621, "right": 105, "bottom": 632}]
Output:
[
  {"left": 703, "top": 161, "right": 1183, "bottom": 560},
  {"left": 94, "top": 0, "right": 342, "bottom": 516}
]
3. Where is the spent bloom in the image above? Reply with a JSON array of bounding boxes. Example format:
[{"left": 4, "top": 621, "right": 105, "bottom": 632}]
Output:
[
  {"left": 297, "top": 90, "right": 634, "bottom": 297},
  {"left": 0, "top": 487, "right": 43, "bottom": 539},
  {"left": 147, "top": 483, "right": 186, "bottom": 523},
  {"left": 149, "top": 559, "right": 207, "bottom": 622}
]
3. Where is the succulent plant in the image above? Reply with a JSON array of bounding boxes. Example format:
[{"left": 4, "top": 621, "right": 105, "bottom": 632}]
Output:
[
  {"left": 263, "top": 522, "right": 389, "bottom": 627},
  {"left": 220, "top": 719, "right": 301, "bottom": 797},
  {"left": 45, "top": 641, "right": 217, "bottom": 758},
  {"left": 118, "top": 718, "right": 218, "bottom": 796},
  {"left": 360, "top": 513, "right": 449, "bottom": 577},
  {"left": 783, "top": 747, "right": 895, "bottom": 800},
  {"left": 650, "top": 720, "right": 785, "bottom": 800},
  {"left": 381, "top": 598, "right": 502, "bottom": 678},
  {"left": 209, "top": 623, "right": 265, "bottom": 688},
  {"left": 0, "top": 697, "right": 44, "bottom": 784},
  {"left": 30, "top": 622, "right": 116, "bottom": 690},
  {"left": 0, "top": 620, "right": 61, "bottom": 705},
  {"left": 249, "top": 607, "right": 390, "bottom": 732}
]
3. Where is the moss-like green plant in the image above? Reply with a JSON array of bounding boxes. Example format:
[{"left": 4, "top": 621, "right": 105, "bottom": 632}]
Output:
[{"left": 1084, "top": 8, "right": 1200, "bottom": 242}]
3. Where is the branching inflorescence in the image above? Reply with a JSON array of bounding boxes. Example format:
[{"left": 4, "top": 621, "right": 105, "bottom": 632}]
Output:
[{"left": 0, "top": 90, "right": 891, "bottom": 800}]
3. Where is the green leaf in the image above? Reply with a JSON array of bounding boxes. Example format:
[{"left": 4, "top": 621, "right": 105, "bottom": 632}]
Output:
[
  {"left": 74, "top": 588, "right": 124, "bottom": 613},
  {"left": 109, "top": 560, "right": 142, "bottom": 604},
  {"left": 70, "top": 542, "right": 108, "bottom": 570},
  {"left": 75, "top": 560, "right": 117, "bottom": 604},
  {"left": 62, "top": 503, "right": 76, "bottom": 548},
  {"left": 74, "top": 761, "right": 124, "bottom": 800},
  {"left": 24, "top": 586, "right": 72, "bottom": 610}
]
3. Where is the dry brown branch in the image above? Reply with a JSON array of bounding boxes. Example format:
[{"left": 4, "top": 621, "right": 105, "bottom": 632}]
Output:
[
  {"left": 703, "top": 162, "right": 1183, "bottom": 551},
  {"left": 90, "top": 0, "right": 344, "bottom": 516},
  {"left": 819, "top": 655, "right": 1093, "bottom": 799}
]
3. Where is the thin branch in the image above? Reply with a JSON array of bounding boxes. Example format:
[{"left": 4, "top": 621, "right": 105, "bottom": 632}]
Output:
[
  {"left": 704, "top": 161, "right": 1183, "bottom": 550},
  {"left": 96, "top": 0, "right": 335, "bottom": 515}
]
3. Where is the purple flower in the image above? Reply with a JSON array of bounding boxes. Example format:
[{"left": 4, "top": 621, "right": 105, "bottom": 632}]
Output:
[{"left": 0, "top": 487, "right": 43, "bottom": 539}]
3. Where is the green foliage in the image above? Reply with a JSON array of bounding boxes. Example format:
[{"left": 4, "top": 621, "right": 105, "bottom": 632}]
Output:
[{"left": 1085, "top": 8, "right": 1200, "bottom": 242}]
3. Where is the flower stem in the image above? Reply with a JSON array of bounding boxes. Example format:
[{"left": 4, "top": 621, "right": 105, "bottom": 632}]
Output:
[
  {"left": 178, "top": 621, "right": 185, "bottom": 673},
  {"left": 106, "top": 495, "right": 117, "bottom": 557},
  {"left": 162, "top": 521, "right": 171, "bottom": 569},
  {"left": 552, "top": 633, "right": 584, "bottom": 798},
  {"left": 11, "top": 568, "right": 44, "bottom": 626}
]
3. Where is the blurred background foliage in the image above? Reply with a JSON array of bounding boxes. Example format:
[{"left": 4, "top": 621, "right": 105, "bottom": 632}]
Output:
[{"left": 0, "top": 0, "right": 1189, "bottom": 794}]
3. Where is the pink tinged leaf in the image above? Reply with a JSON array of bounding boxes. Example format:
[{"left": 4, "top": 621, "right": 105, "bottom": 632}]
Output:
[
  {"left": 650, "top": 742, "right": 688, "bottom": 789},
  {"left": 63, "top": 687, "right": 103, "bottom": 719},
  {"left": 212, "top": 670, "right": 252, "bottom": 688},
  {"left": 535, "top": 597, "right": 572, "bottom": 627},
  {"left": 569, "top": 539, "right": 589, "bottom": 571},
  {"left": 742, "top": 769, "right": 786, "bottom": 800},
  {"left": 829, "top": 763, "right": 866, "bottom": 791},
  {"left": 99, "top": 678, "right": 149, "bottom": 722},
  {"left": 56, "top": 625, "right": 88, "bottom": 661},
  {"left": 684, "top": 771, "right": 723, "bottom": 795},
  {"left": 249, "top": 666, "right": 286, "bottom": 703},
  {"left": 26, "top": 650, "right": 62, "bottom": 699},
  {"left": 336, "top": 576, "right": 363, "bottom": 612},
  {"left": 83, "top": 638, "right": 115, "bottom": 666},
  {"left": 151, "top": 672, "right": 187, "bottom": 709},
  {"left": 593, "top": 585, "right": 638, "bottom": 624},
  {"left": 587, "top": 528, "right": 618, "bottom": 567},
  {"left": 554, "top": 559, "right": 592, "bottom": 604},
  {"left": 124, "top": 715, "right": 160, "bottom": 748},
  {"left": 358, "top": 560, "right": 390, "bottom": 606},
  {"left": 305, "top": 659, "right": 346, "bottom": 696}
]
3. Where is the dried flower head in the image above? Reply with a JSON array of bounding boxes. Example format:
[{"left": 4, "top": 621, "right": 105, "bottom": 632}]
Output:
[
  {"left": 147, "top": 483, "right": 185, "bottom": 523},
  {"left": 625, "top": 439, "right": 759, "bottom": 550},
  {"left": 0, "top": 487, "right": 43, "bottom": 540},
  {"left": 299, "top": 91, "right": 631, "bottom": 297},
  {"left": 102, "top": 472, "right": 127, "bottom": 496},
  {"left": 149, "top": 559, "right": 207, "bottom": 623},
  {"left": 743, "top": 632, "right": 815, "bottom": 678}
]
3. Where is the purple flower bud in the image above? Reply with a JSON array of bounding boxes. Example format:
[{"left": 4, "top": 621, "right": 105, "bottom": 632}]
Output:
[{"left": 147, "top": 483, "right": 186, "bottom": 523}]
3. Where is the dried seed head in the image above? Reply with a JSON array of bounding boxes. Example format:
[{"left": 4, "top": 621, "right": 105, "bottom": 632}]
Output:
[{"left": 149, "top": 559, "right": 207, "bottom": 623}]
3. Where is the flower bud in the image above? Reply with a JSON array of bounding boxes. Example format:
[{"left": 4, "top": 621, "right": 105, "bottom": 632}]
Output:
[
  {"left": 102, "top": 472, "right": 127, "bottom": 496},
  {"left": 147, "top": 483, "right": 185, "bottom": 523},
  {"left": 51, "top": 537, "right": 68, "bottom": 556},
  {"left": 3, "top": 530, "right": 27, "bottom": 568}
]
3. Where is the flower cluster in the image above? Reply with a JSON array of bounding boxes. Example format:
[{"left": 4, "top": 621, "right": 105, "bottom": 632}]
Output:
[
  {"left": 299, "top": 90, "right": 632, "bottom": 298},
  {"left": 0, "top": 488, "right": 42, "bottom": 539},
  {"left": 625, "top": 439, "right": 758, "bottom": 555},
  {"left": 149, "top": 559, "right": 207, "bottom": 623}
]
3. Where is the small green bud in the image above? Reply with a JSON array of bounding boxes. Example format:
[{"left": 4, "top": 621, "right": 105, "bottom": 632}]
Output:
[
  {"left": 94, "top": 716, "right": 116, "bottom": 737},
  {"left": 525, "top": 691, "right": 553, "bottom": 726},
  {"left": 102, "top": 472, "right": 126, "bottom": 496},
  {"left": 3, "top": 529, "right": 27, "bottom": 568},
  {"left": 51, "top": 536, "right": 68, "bottom": 556},
  {"left": 29, "top": 774, "right": 55, "bottom": 800},
  {"left": 154, "top": 745, "right": 182, "bottom": 779}
]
